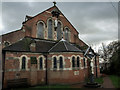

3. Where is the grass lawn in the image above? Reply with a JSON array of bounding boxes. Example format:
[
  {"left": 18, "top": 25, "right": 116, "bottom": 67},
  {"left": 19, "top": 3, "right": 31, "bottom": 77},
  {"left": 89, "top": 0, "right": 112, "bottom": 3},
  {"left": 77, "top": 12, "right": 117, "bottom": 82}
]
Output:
[
  {"left": 13, "top": 85, "right": 70, "bottom": 90},
  {"left": 85, "top": 76, "right": 104, "bottom": 84},
  {"left": 34, "top": 85, "right": 70, "bottom": 88},
  {"left": 109, "top": 75, "right": 120, "bottom": 88},
  {"left": 94, "top": 77, "right": 104, "bottom": 84}
]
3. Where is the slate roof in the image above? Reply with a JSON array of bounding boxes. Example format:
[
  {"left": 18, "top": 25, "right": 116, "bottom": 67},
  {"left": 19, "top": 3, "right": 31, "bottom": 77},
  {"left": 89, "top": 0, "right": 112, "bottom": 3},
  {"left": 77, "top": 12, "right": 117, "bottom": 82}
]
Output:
[
  {"left": 35, "top": 40, "right": 56, "bottom": 53},
  {"left": 3, "top": 37, "right": 30, "bottom": 52},
  {"left": 3, "top": 37, "right": 82, "bottom": 53},
  {"left": 49, "top": 39, "right": 81, "bottom": 52},
  {"left": 3, "top": 37, "right": 56, "bottom": 53}
]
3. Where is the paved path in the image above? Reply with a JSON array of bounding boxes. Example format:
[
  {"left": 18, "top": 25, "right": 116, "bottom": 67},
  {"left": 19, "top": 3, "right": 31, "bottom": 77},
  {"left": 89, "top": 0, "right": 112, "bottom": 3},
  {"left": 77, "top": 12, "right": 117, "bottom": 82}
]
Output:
[{"left": 103, "top": 76, "right": 115, "bottom": 88}]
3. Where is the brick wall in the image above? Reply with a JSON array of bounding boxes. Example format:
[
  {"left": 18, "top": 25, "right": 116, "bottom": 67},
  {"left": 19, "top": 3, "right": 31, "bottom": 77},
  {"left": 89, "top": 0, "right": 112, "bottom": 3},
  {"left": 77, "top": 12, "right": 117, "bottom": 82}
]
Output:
[
  {"left": 3, "top": 51, "right": 92, "bottom": 88},
  {"left": 47, "top": 53, "right": 88, "bottom": 84},
  {"left": 2, "top": 29, "right": 25, "bottom": 48},
  {"left": 23, "top": 6, "right": 86, "bottom": 46},
  {"left": 3, "top": 52, "right": 46, "bottom": 88}
]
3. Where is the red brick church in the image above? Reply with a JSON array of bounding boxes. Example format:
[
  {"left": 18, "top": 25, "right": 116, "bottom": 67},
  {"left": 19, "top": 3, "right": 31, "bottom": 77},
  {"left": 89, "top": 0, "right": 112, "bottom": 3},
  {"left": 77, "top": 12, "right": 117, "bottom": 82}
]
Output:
[{"left": 1, "top": 3, "right": 100, "bottom": 89}]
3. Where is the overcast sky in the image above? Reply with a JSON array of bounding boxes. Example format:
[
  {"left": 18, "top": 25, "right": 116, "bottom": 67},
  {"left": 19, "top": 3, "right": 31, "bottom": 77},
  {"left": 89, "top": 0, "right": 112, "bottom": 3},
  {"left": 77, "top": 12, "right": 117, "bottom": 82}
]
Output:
[{"left": 0, "top": 1, "right": 118, "bottom": 51}]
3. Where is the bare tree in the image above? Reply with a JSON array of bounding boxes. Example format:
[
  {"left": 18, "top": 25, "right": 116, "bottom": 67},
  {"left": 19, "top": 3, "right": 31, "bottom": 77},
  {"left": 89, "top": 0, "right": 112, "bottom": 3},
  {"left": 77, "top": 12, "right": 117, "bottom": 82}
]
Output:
[{"left": 98, "top": 40, "right": 120, "bottom": 71}]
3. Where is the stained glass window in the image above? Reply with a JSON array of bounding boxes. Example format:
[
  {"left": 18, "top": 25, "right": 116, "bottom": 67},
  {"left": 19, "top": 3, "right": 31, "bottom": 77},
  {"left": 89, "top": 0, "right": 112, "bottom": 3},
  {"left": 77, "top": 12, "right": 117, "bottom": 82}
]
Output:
[
  {"left": 72, "top": 56, "right": 75, "bottom": 68},
  {"left": 57, "top": 22, "right": 62, "bottom": 40},
  {"left": 39, "top": 57, "right": 43, "bottom": 69},
  {"left": 53, "top": 57, "right": 57, "bottom": 69},
  {"left": 37, "top": 22, "right": 44, "bottom": 38},
  {"left": 59, "top": 57, "right": 63, "bottom": 69},
  {"left": 77, "top": 57, "right": 80, "bottom": 67},
  {"left": 48, "top": 19, "right": 53, "bottom": 39},
  {"left": 64, "top": 28, "right": 69, "bottom": 41},
  {"left": 22, "top": 57, "right": 26, "bottom": 69}
]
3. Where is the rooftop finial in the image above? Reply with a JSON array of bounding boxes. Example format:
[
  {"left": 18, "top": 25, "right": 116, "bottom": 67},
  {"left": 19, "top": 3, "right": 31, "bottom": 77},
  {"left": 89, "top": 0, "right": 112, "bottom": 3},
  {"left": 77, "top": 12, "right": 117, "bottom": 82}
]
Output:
[{"left": 53, "top": 1, "right": 56, "bottom": 6}]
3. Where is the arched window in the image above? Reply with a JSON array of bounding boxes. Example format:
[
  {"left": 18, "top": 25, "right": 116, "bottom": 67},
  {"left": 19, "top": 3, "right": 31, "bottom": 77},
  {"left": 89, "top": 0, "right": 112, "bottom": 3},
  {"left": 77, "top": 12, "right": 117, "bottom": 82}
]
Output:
[
  {"left": 72, "top": 56, "right": 75, "bottom": 68},
  {"left": 77, "top": 57, "right": 80, "bottom": 67},
  {"left": 64, "top": 28, "right": 69, "bottom": 41},
  {"left": 37, "top": 22, "right": 44, "bottom": 38},
  {"left": 4, "top": 41, "right": 10, "bottom": 47},
  {"left": 39, "top": 57, "right": 43, "bottom": 69},
  {"left": 53, "top": 57, "right": 57, "bottom": 69},
  {"left": 83, "top": 58, "right": 86, "bottom": 67},
  {"left": 48, "top": 19, "right": 53, "bottom": 39},
  {"left": 22, "top": 57, "right": 26, "bottom": 70},
  {"left": 59, "top": 57, "right": 63, "bottom": 69},
  {"left": 57, "top": 22, "right": 62, "bottom": 40}
]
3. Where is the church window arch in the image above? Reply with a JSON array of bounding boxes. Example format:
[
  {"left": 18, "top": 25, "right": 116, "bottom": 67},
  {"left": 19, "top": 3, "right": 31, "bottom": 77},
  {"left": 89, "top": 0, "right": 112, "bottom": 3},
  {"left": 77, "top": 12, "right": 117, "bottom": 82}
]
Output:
[
  {"left": 4, "top": 41, "right": 10, "bottom": 47},
  {"left": 53, "top": 56, "right": 57, "bottom": 69},
  {"left": 21, "top": 57, "right": 26, "bottom": 70},
  {"left": 59, "top": 56, "right": 63, "bottom": 69},
  {"left": 37, "top": 55, "right": 45, "bottom": 70},
  {"left": 56, "top": 21, "right": 62, "bottom": 40},
  {"left": 48, "top": 19, "right": 53, "bottom": 39},
  {"left": 37, "top": 21, "right": 44, "bottom": 38},
  {"left": 76, "top": 56, "right": 80, "bottom": 68},
  {"left": 64, "top": 27, "right": 70, "bottom": 41},
  {"left": 39, "top": 57, "right": 43, "bottom": 69},
  {"left": 83, "top": 58, "right": 86, "bottom": 68},
  {"left": 20, "top": 55, "right": 28, "bottom": 70},
  {"left": 72, "top": 56, "right": 75, "bottom": 68}
]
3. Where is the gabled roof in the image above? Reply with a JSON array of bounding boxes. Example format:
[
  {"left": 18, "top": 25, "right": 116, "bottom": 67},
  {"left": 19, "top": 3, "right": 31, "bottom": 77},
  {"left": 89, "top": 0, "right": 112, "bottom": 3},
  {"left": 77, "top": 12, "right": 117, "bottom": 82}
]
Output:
[
  {"left": 23, "top": 5, "right": 79, "bottom": 34},
  {"left": 3, "top": 37, "right": 82, "bottom": 53},
  {"left": 49, "top": 39, "right": 81, "bottom": 52}
]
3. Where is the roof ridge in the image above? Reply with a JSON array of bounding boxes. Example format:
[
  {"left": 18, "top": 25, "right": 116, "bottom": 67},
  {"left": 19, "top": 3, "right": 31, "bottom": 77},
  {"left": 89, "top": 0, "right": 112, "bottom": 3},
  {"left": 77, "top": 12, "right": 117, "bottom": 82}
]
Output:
[
  {"left": 48, "top": 40, "right": 60, "bottom": 52},
  {"left": 23, "top": 5, "right": 56, "bottom": 24},
  {"left": 36, "top": 39, "right": 56, "bottom": 43},
  {"left": 1, "top": 29, "right": 22, "bottom": 36},
  {"left": 63, "top": 41, "right": 68, "bottom": 51},
  {"left": 25, "top": 36, "right": 58, "bottom": 43}
]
